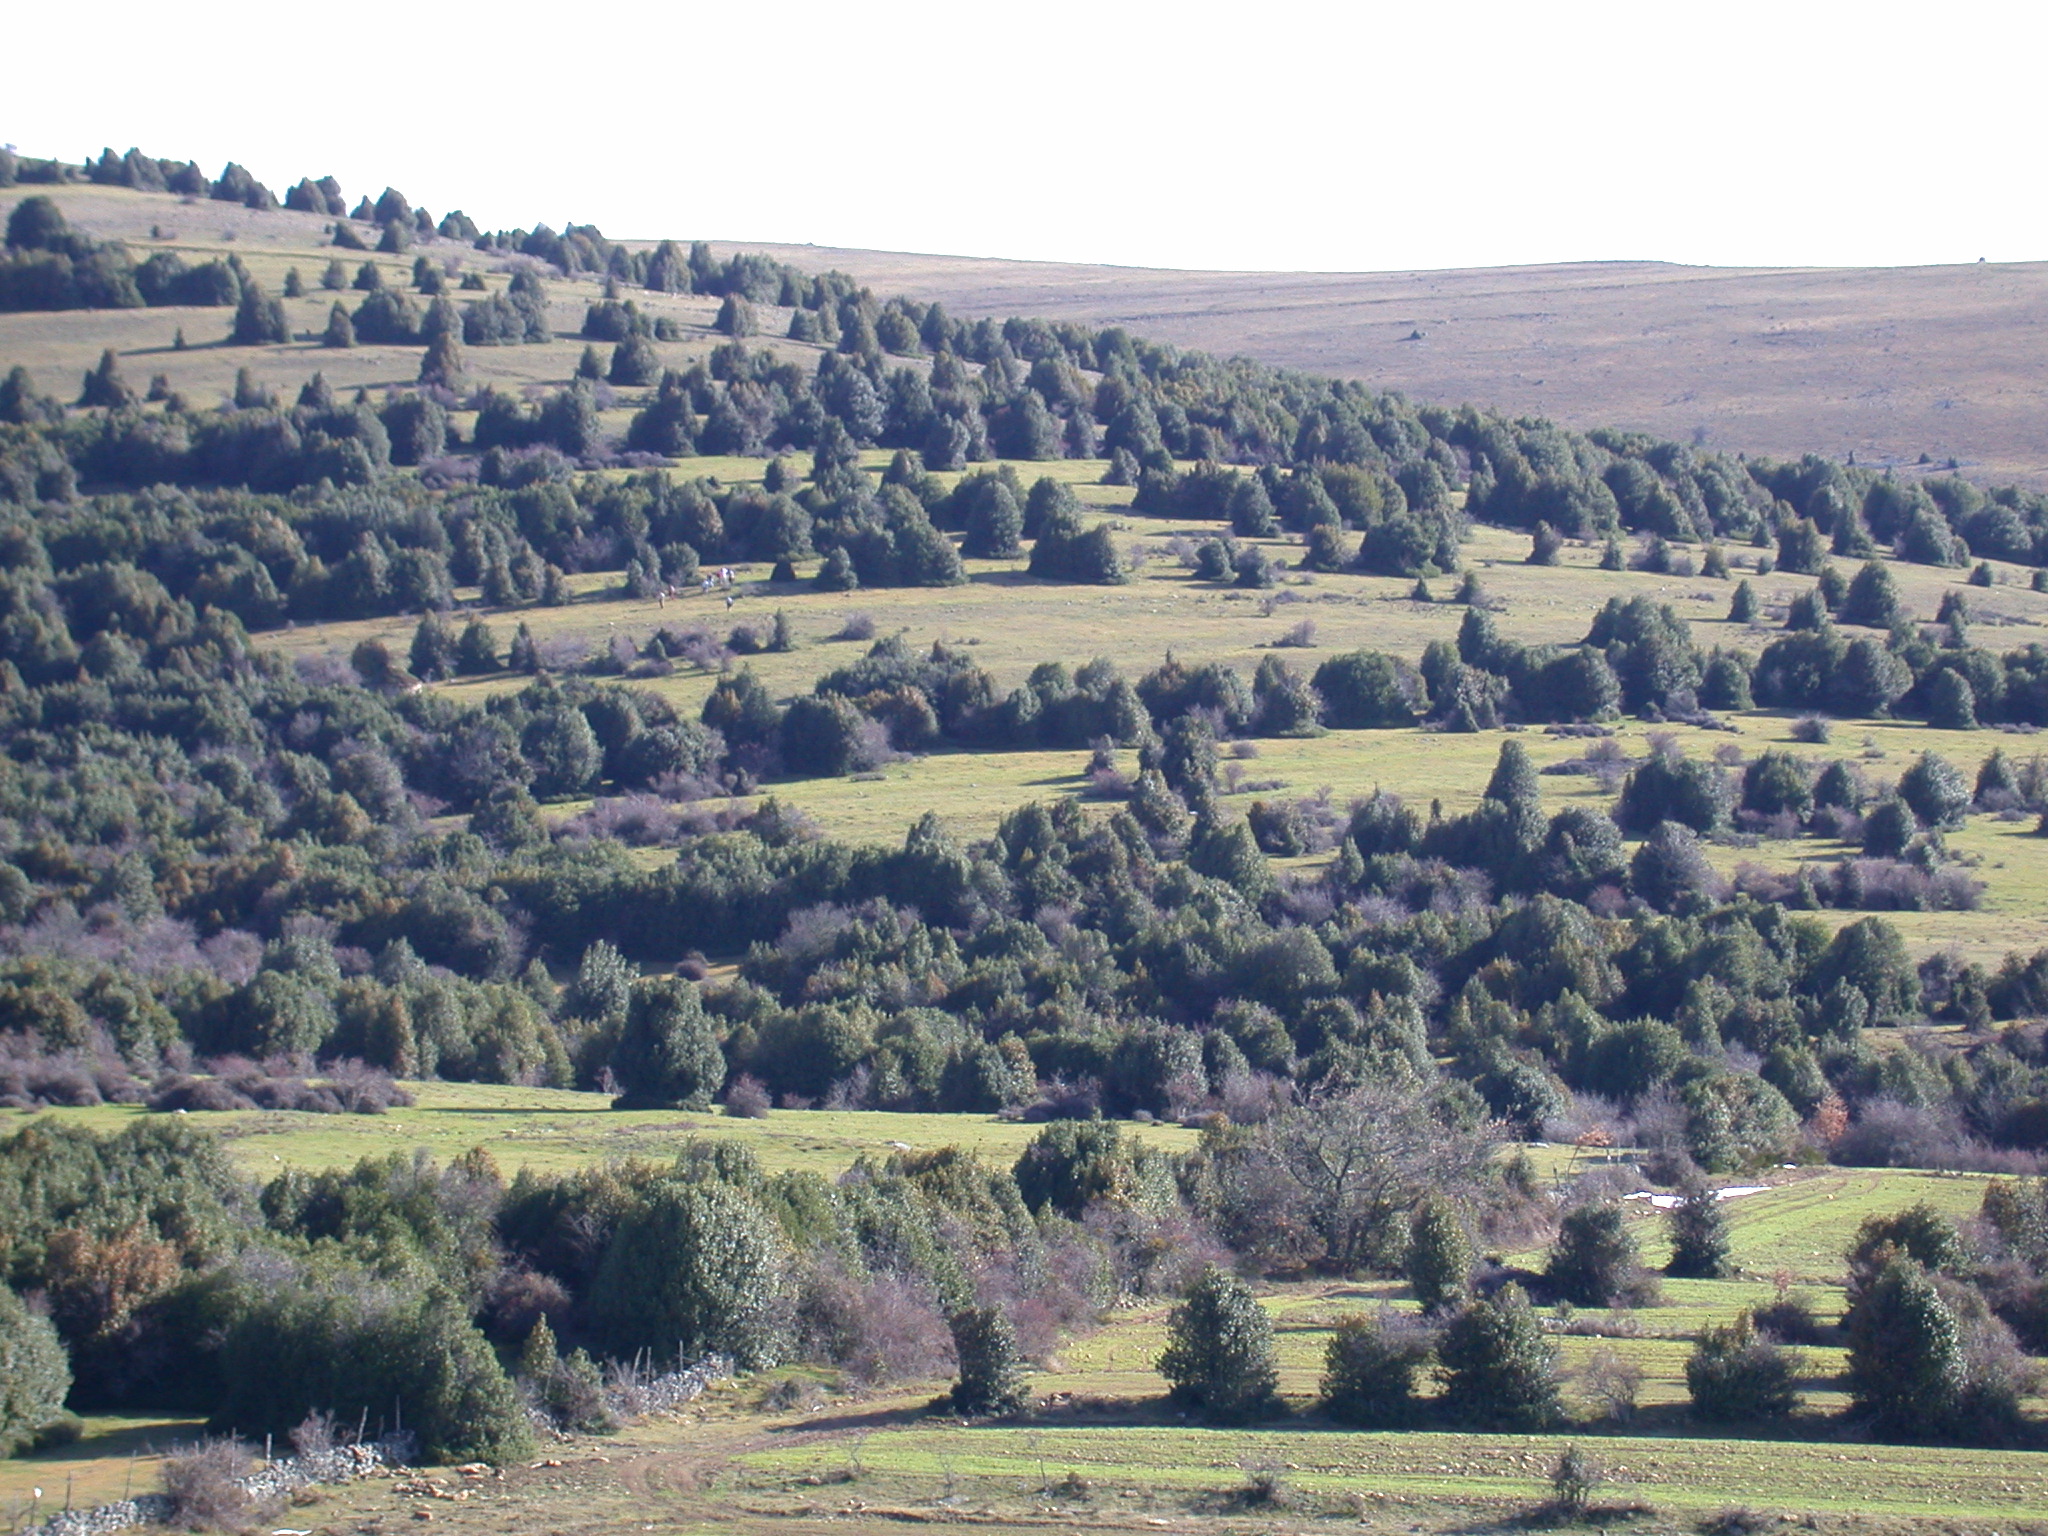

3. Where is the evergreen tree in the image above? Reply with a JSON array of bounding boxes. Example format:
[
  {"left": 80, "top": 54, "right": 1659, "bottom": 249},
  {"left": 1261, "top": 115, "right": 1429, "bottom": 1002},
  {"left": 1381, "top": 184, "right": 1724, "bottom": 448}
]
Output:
[
  {"left": 0, "top": 364, "right": 60, "bottom": 425},
  {"left": 325, "top": 301, "right": 362, "bottom": 353},
  {"left": 1740, "top": 750, "right": 1814, "bottom": 818},
  {"left": 1686, "top": 1310, "right": 1799, "bottom": 1423},
  {"left": 320, "top": 259, "right": 348, "bottom": 291},
  {"left": 814, "top": 546, "right": 859, "bottom": 592},
  {"left": 419, "top": 331, "right": 467, "bottom": 391},
  {"left": 714, "top": 294, "right": 756, "bottom": 338},
  {"left": 0, "top": 1284, "right": 71, "bottom": 1455},
  {"left": 1863, "top": 797, "right": 1916, "bottom": 857},
  {"left": 409, "top": 614, "right": 457, "bottom": 680},
  {"left": 1840, "top": 560, "right": 1905, "bottom": 628},
  {"left": 283, "top": 267, "right": 304, "bottom": 298},
  {"left": 1927, "top": 670, "right": 1978, "bottom": 730},
  {"left": 1157, "top": 1268, "right": 1281, "bottom": 1423},
  {"left": 609, "top": 332, "right": 661, "bottom": 387},
  {"left": 576, "top": 344, "right": 605, "bottom": 381},
  {"left": 610, "top": 977, "right": 725, "bottom": 1109},
  {"left": 521, "top": 706, "right": 602, "bottom": 797},
  {"left": 1547, "top": 1202, "right": 1643, "bottom": 1306},
  {"left": 963, "top": 482, "right": 1024, "bottom": 558},
  {"left": 1300, "top": 523, "right": 1350, "bottom": 572},
  {"left": 1845, "top": 1257, "right": 1964, "bottom": 1437},
  {"left": 78, "top": 348, "right": 133, "bottom": 408},
  {"left": 590, "top": 1178, "right": 788, "bottom": 1367},
  {"left": 518, "top": 1314, "right": 560, "bottom": 1385},
  {"left": 1729, "top": 579, "right": 1759, "bottom": 623},
  {"left": 232, "top": 365, "right": 274, "bottom": 409},
  {"left": 1666, "top": 1180, "right": 1733, "bottom": 1278},
  {"left": 1898, "top": 752, "right": 1972, "bottom": 827},
  {"left": 1483, "top": 738, "right": 1544, "bottom": 849},
  {"left": 353, "top": 261, "right": 383, "bottom": 291},
  {"left": 454, "top": 619, "right": 499, "bottom": 674},
  {"left": 1187, "top": 812, "right": 1274, "bottom": 900},
  {"left": 1319, "top": 1313, "right": 1430, "bottom": 1426},
  {"left": 947, "top": 1305, "right": 1029, "bottom": 1415},
  {"left": 1406, "top": 1195, "right": 1473, "bottom": 1314},
  {"left": 1435, "top": 1283, "right": 1559, "bottom": 1428},
  {"left": 508, "top": 622, "right": 541, "bottom": 673},
  {"left": 1252, "top": 655, "right": 1322, "bottom": 735},
  {"left": 626, "top": 373, "right": 700, "bottom": 456},
  {"left": 5, "top": 194, "right": 69, "bottom": 251},
  {"left": 1976, "top": 746, "right": 2021, "bottom": 805},
  {"left": 1228, "top": 475, "right": 1278, "bottom": 537}
]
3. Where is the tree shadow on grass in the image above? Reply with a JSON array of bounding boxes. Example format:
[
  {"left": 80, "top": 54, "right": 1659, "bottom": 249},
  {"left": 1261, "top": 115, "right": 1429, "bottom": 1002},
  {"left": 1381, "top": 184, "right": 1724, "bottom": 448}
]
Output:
[{"left": 763, "top": 1403, "right": 930, "bottom": 1437}]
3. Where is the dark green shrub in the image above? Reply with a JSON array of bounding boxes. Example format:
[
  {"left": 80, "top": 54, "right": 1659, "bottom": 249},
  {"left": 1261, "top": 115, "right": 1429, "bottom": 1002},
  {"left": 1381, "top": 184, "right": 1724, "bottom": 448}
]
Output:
[
  {"left": 590, "top": 1178, "right": 789, "bottom": 1367},
  {"left": 1158, "top": 1268, "right": 1280, "bottom": 1422},
  {"left": 1686, "top": 1311, "right": 1799, "bottom": 1422},
  {"left": 610, "top": 978, "right": 725, "bottom": 1109},
  {"left": 1319, "top": 1312, "right": 1430, "bottom": 1426},
  {"left": 0, "top": 1284, "right": 71, "bottom": 1455},
  {"left": 1434, "top": 1283, "right": 1559, "bottom": 1428},
  {"left": 947, "top": 1305, "right": 1029, "bottom": 1415}
]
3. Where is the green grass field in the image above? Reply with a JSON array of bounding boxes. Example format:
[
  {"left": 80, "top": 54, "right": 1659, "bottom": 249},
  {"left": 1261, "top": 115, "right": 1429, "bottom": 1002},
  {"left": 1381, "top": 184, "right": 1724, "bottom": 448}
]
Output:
[{"left": 0, "top": 1079, "right": 1199, "bottom": 1178}]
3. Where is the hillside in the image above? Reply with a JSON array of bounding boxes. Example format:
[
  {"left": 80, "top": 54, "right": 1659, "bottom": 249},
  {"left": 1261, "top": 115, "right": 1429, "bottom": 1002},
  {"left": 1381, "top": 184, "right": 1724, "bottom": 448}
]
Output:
[
  {"left": 12, "top": 183, "right": 2048, "bottom": 488},
  {"left": 701, "top": 241, "right": 2048, "bottom": 487},
  {"left": 8, "top": 146, "right": 2048, "bottom": 1521}
]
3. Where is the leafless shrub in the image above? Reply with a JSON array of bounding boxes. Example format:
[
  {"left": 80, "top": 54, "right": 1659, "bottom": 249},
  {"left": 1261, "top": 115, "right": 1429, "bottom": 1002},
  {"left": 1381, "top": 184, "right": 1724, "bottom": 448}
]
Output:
[
  {"left": 1012, "top": 1076, "right": 1102, "bottom": 1122},
  {"left": 1732, "top": 857, "right": 1983, "bottom": 912},
  {"left": 554, "top": 794, "right": 690, "bottom": 847},
  {"left": 1580, "top": 1344, "right": 1643, "bottom": 1424},
  {"left": 823, "top": 1064, "right": 874, "bottom": 1111},
  {"left": 1086, "top": 765, "right": 1134, "bottom": 799},
  {"left": 1217, "top": 1069, "right": 1290, "bottom": 1125},
  {"left": 148, "top": 1058, "right": 409, "bottom": 1115},
  {"left": 537, "top": 637, "right": 592, "bottom": 672},
  {"left": 795, "top": 1259, "right": 953, "bottom": 1385},
  {"left": 485, "top": 1265, "right": 572, "bottom": 1342},
  {"left": 1081, "top": 1203, "right": 1231, "bottom": 1298},
  {"left": 288, "top": 1409, "right": 336, "bottom": 1458},
  {"left": 724, "top": 1074, "right": 771, "bottom": 1118},
  {"left": 1273, "top": 618, "right": 1317, "bottom": 648},
  {"left": 0, "top": 1032, "right": 145, "bottom": 1109},
  {"left": 1791, "top": 715, "right": 1831, "bottom": 744},
  {"left": 1833, "top": 1098, "right": 1970, "bottom": 1169},
  {"left": 162, "top": 1437, "right": 257, "bottom": 1531},
  {"left": 830, "top": 612, "right": 876, "bottom": 642}
]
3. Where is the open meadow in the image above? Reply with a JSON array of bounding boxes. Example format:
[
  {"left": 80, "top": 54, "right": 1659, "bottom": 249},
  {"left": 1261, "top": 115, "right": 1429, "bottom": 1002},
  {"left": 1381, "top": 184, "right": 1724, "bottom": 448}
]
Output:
[{"left": 247, "top": 470, "right": 2048, "bottom": 963}]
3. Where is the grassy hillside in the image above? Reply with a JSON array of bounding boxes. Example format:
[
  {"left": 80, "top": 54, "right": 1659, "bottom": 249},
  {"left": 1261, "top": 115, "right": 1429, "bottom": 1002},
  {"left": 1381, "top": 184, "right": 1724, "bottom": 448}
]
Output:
[
  {"left": 693, "top": 239, "right": 2048, "bottom": 490},
  {"left": 9, "top": 159, "right": 2048, "bottom": 1536}
]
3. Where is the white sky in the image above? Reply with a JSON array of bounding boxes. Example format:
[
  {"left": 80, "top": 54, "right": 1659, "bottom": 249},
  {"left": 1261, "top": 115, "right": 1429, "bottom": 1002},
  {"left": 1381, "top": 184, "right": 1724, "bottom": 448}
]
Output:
[{"left": 13, "top": 1, "right": 2044, "bottom": 274}]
